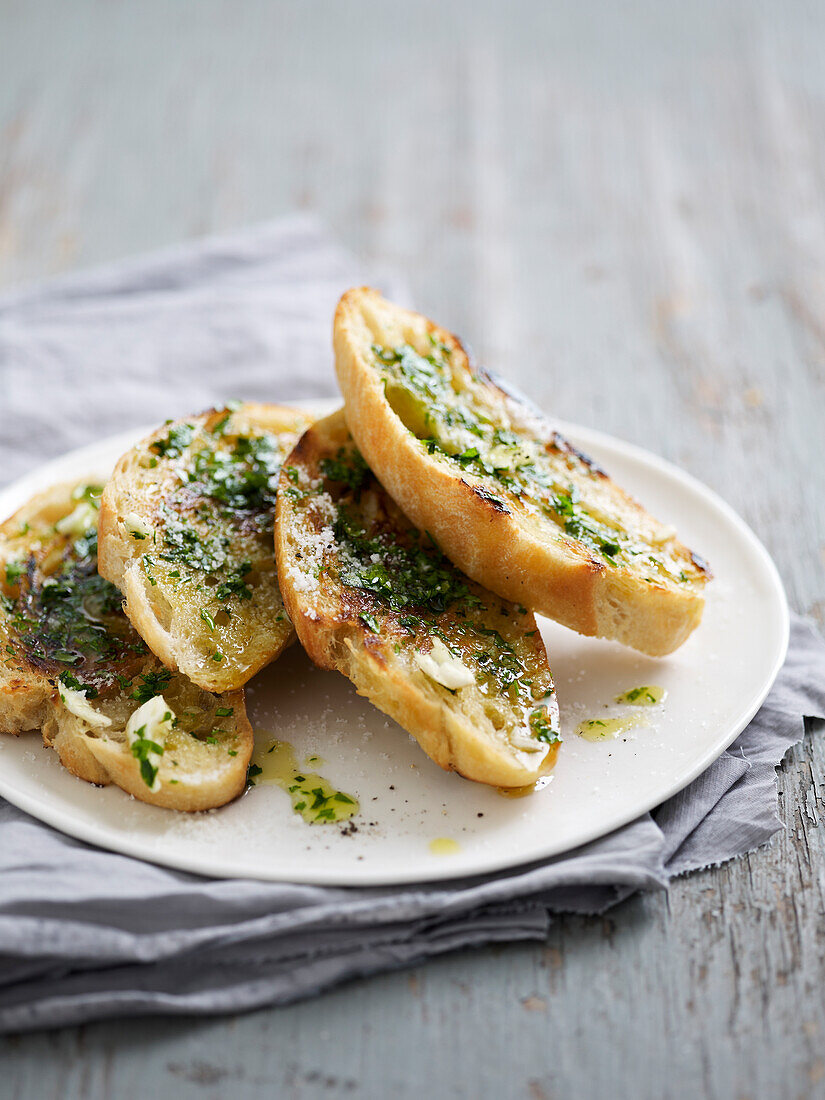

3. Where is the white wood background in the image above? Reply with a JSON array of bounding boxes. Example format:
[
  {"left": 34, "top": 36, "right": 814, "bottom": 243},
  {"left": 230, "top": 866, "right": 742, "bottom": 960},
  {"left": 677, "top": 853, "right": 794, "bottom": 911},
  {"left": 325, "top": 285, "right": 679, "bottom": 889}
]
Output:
[{"left": 1, "top": 1, "right": 824, "bottom": 1097}]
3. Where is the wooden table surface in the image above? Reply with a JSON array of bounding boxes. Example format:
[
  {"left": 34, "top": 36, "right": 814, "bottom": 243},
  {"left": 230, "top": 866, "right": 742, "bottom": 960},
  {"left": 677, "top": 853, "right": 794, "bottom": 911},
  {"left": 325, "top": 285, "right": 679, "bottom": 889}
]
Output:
[{"left": 1, "top": 2, "right": 824, "bottom": 1097}]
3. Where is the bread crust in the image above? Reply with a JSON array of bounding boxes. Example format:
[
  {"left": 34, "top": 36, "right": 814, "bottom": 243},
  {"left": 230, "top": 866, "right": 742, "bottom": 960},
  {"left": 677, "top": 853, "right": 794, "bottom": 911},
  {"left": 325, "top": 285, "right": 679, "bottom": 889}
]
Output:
[
  {"left": 42, "top": 688, "right": 252, "bottom": 811},
  {"left": 275, "top": 411, "right": 560, "bottom": 789},
  {"left": 334, "top": 288, "right": 710, "bottom": 656},
  {"left": 98, "top": 402, "right": 313, "bottom": 691},
  {"left": 0, "top": 480, "right": 253, "bottom": 811}
]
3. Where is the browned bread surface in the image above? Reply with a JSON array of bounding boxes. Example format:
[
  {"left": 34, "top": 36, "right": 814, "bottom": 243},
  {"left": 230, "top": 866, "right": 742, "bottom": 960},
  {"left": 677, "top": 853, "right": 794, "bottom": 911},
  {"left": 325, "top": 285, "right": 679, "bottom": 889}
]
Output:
[
  {"left": 334, "top": 288, "right": 711, "bottom": 656},
  {"left": 98, "top": 402, "right": 312, "bottom": 691},
  {"left": 0, "top": 480, "right": 253, "bottom": 811},
  {"left": 275, "top": 410, "right": 560, "bottom": 789}
]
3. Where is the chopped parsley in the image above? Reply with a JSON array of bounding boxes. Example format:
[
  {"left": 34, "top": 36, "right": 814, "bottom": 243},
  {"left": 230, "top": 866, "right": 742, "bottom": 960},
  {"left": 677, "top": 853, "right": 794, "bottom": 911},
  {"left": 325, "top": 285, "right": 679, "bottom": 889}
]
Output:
[
  {"left": 530, "top": 708, "right": 560, "bottom": 744},
  {"left": 186, "top": 433, "right": 284, "bottom": 513},
  {"left": 320, "top": 450, "right": 370, "bottom": 494},
  {"left": 130, "top": 730, "right": 164, "bottom": 788},
  {"left": 58, "top": 670, "right": 99, "bottom": 699},
  {"left": 156, "top": 510, "right": 229, "bottom": 574},
  {"left": 615, "top": 685, "right": 665, "bottom": 707},
  {"left": 335, "top": 510, "right": 479, "bottom": 616},
  {"left": 130, "top": 669, "right": 173, "bottom": 705},
  {"left": 210, "top": 400, "right": 242, "bottom": 436},
  {"left": 4, "top": 560, "right": 25, "bottom": 585},
  {"left": 359, "top": 612, "right": 380, "bottom": 634},
  {"left": 152, "top": 423, "right": 196, "bottom": 459},
  {"left": 148, "top": 417, "right": 292, "bottom": 615},
  {"left": 371, "top": 340, "right": 636, "bottom": 568},
  {"left": 214, "top": 561, "right": 253, "bottom": 602},
  {"left": 8, "top": 532, "right": 146, "bottom": 679},
  {"left": 316, "top": 447, "right": 547, "bottom": 712}
]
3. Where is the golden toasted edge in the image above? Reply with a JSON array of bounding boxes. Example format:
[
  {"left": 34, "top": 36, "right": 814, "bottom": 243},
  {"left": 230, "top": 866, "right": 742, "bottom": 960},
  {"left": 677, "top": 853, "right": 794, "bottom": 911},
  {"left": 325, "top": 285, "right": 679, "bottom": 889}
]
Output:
[
  {"left": 0, "top": 479, "right": 254, "bottom": 811},
  {"left": 333, "top": 287, "right": 707, "bottom": 656},
  {"left": 98, "top": 402, "right": 311, "bottom": 690},
  {"left": 47, "top": 689, "right": 254, "bottom": 811},
  {"left": 274, "top": 410, "right": 559, "bottom": 788}
]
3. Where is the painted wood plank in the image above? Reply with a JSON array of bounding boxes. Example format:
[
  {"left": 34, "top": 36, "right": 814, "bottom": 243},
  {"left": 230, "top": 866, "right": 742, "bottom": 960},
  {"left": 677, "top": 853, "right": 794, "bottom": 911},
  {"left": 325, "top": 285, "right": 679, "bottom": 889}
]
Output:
[{"left": 0, "top": 2, "right": 824, "bottom": 1098}]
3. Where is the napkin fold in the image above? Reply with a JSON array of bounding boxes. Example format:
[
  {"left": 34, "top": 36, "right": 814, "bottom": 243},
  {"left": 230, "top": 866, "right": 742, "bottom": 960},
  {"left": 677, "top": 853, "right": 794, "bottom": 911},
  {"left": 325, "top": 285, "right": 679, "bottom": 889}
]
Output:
[{"left": 0, "top": 217, "right": 823, "bottom": 1033}]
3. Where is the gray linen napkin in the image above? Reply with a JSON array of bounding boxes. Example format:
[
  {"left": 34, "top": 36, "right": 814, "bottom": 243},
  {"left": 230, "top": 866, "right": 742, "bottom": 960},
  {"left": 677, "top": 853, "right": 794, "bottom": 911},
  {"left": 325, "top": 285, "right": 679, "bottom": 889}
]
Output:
[{"left": 0, "top": 217, "right": 823, "bottom": 1034}]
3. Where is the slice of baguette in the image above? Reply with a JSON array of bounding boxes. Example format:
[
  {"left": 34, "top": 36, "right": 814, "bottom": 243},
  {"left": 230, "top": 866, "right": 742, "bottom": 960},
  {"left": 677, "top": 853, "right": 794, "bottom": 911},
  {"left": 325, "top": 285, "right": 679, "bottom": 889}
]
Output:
[
  {"left": 274, "top": 410, "right": 560, "bottom": 789},
  {"left": 333, "top": 287, "right": 711, "bottom": 656},
  {"left": 0, "top": 480, "right": 253, "bottom": 811},
  {"left": 98, "top": 402, "right": 313, "bottom": 692}
]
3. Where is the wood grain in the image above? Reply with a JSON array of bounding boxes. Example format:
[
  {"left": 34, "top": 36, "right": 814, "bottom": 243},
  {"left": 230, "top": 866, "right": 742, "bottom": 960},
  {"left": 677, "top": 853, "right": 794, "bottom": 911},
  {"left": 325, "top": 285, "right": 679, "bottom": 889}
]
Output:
[{"left": 1, "top": 1, "right": 824, "bottom": 1097}]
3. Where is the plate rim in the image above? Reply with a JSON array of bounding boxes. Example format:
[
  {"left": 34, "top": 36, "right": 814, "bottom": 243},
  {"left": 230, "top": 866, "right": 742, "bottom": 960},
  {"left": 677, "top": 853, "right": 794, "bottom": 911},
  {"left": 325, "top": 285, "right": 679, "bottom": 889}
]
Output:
[{"left": 0, "top": 410, "right": 790, "bottom": 885}]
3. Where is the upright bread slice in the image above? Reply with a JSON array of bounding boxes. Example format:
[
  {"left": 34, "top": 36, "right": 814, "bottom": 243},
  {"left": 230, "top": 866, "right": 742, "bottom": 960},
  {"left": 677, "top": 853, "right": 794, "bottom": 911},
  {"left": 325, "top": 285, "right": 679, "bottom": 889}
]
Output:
[
  {"left": 0, "top": 480, "right": 253, "bottom": 811},
  {"left": 334, "top": 288, "right": 711, "bottom": 656},
  {"left": 275, "top": 411, "right": 560, "bottom": 789},
  {"left": 99, "top": 402, "right": 312, "bottom": 692}
]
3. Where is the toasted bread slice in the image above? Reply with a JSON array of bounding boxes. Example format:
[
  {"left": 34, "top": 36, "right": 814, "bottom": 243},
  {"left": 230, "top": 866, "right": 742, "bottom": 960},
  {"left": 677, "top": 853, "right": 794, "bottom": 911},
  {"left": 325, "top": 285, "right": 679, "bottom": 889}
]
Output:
[
  {"left": 98, "top": 402, "right": 313, "bottom": 692},
  {"left": 334, "top": 288, "right": 711, "bottom": 656},
  {"left": 0, "top": 480, "right": 253, "bottom": 811},
  {"left": 275, "top": 411, "right": 560, "bottom": 789}
]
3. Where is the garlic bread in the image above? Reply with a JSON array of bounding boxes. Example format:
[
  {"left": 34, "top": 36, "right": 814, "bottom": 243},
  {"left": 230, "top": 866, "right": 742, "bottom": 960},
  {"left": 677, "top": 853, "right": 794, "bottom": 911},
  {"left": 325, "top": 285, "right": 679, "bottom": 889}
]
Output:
[
  {"left": 99, "top": 402, "right": 312, "bottom": 692},
  {"left": 0, "top": 480, "right": 253, "bottom": 811},
  {"left": 275, "top": 411, "right": 560, "bottom": 789},
  {"left": 334, "top": 287, "right": 711, "bottom": 656}
]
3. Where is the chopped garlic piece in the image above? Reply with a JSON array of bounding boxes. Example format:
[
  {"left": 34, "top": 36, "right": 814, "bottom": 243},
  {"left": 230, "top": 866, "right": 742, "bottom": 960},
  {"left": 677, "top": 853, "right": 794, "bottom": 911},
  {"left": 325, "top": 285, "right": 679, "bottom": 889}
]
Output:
[
  {"left": 58, "top": 684, "right": 112, "bottom": 728},
  {"left": 122, "top": 511, "right": 152, "bottom": 540},
  {"left": 414, "top": 637, "right": 475, "bottom": 690},
  {"left": 487, "top": 442, "right": 535, "bottom": 471},
  {"left": 126, "top": 695, "right": 174, "bottom": 792},
  {"left": 510, "top": 727, "right": 546, "bottom": 753},
  {"left": 56, "top": 502, "right": 98, "bottom": 537},
  {"left": 126, "top": 695, "right": 174, "bottom": 746}
]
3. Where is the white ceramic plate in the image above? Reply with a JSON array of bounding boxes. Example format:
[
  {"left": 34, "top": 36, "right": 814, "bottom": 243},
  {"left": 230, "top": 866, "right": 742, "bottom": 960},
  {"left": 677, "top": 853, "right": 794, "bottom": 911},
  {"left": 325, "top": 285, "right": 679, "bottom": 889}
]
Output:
[{"left": 0, "top": 407, "right": 788, "bottom": 885}]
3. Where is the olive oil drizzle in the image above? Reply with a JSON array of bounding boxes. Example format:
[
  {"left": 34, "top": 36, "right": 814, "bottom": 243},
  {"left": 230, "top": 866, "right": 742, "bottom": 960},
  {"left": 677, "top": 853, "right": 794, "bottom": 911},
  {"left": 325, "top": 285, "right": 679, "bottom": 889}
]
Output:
[
  {"left": 250, "top": 737, "right": 359, "bottom": 825},
  {"left": 576, "top": 715, "right": 644, "bottom": 741},
  {"left": 496, "top": 774, "right": 555, "bottom": 799},
  {"left": 576, "top": 684, "right": 668, "bottom": 742},
  {"left": 615, "top": 684, "right": 667, "bottom": 706},
  {"left": 429, "top": 837, "right": 461, "bottom": 855}
]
